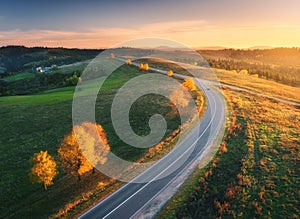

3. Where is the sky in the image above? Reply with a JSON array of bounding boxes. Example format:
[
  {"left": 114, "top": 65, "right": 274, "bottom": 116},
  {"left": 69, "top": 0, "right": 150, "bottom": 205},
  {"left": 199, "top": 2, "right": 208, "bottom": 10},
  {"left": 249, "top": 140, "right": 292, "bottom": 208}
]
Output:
[{"left": 0, "top": 0, "right": 300, "bottom": 48}]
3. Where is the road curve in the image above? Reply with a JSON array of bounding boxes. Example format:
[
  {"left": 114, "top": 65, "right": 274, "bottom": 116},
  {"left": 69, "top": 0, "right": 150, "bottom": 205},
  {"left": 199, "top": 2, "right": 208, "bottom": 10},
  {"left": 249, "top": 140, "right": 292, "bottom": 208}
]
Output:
[{"left": 78, "top": 60, "right": 226, "bottom": 219}]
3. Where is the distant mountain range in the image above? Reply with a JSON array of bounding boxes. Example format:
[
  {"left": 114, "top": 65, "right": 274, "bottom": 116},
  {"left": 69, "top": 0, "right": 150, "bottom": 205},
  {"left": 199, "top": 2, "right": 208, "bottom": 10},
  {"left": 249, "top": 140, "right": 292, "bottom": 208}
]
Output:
[
  {"left": 144, "top": 45, "right": 275, "bottom": 51},
  {"left": 195, "top": 46, "right": 228, "bottom": 50},
  {"left": 196, "top": 46, "right": 274, "bottom": 50}
]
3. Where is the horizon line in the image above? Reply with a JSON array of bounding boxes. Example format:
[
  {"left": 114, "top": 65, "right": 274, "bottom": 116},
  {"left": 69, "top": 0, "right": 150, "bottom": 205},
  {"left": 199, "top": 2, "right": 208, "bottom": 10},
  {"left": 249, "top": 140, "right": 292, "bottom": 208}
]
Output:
[{"left": 1, "top": 44, "right": 300, "bottom": 51}]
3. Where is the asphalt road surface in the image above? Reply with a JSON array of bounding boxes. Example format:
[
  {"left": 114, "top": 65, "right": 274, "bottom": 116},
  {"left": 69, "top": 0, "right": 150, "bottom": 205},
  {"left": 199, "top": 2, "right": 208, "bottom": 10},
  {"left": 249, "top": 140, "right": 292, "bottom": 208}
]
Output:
[{"left": 78, "top": 59, "right": 226, "bottom": 219}]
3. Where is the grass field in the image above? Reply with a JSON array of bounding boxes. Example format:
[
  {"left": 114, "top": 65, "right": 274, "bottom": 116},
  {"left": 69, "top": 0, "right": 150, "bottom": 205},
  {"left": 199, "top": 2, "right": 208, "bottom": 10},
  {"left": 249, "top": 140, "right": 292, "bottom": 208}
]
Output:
[
  {"left": 214, "top": 68, "right": 300, "bottom": 103},
  {"left": 54, "top": 61, "right": 89, "bottom": 74},
  {"left": 0, "top": 61, "right": 204, "bottom": 218},
  {"left": 157, "top": 84, "right": 300, "bottom": 218},
  {"left": 144, "top": 58, "right": 300, "bottom": 103}
]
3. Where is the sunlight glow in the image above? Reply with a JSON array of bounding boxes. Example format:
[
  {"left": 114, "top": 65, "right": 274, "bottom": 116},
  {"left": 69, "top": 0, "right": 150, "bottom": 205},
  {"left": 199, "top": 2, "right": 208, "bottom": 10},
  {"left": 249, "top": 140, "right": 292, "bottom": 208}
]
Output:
[{"left": 1, "top": 22, "right": 300, "bottom": 49}]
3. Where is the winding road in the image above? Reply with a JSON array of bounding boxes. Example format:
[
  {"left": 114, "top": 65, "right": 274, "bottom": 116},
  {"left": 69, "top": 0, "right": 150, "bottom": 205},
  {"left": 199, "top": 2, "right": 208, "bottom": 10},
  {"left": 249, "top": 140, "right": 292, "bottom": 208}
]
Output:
[{"left": 78, "top": 59, "right": 226, "bottom": 219}]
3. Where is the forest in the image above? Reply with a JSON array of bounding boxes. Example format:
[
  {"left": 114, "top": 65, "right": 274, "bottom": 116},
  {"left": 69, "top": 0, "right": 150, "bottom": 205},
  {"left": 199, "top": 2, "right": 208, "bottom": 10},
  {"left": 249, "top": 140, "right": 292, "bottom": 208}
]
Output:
[
  {"left": 200, "top": 48, "right": 300, "bottom": 86},
  {"left": 0, "top": 46, "right": 102, "bottom": 77}
]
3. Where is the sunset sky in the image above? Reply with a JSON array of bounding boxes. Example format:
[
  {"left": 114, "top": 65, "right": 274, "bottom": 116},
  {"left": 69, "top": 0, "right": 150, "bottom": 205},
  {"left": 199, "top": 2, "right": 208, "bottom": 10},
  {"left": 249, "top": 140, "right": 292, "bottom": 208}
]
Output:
[{"left": 1, "top": 0, "right": 300, "bottom": 49}]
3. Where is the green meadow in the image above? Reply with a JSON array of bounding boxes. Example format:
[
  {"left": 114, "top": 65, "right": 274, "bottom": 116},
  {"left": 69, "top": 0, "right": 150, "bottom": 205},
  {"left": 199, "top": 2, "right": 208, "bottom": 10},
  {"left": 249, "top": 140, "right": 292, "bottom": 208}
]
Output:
[{"left": 0, "top": 64, "right": 186, "bottom": 218}]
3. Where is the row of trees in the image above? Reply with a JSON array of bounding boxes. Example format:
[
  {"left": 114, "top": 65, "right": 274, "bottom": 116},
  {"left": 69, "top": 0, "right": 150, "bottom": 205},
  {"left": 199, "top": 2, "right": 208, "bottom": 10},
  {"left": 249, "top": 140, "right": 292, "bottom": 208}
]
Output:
[
  {"left": 28, "top": 66, "right": 200, "bottom": 191},
  {"left": 114, "top": 56, "right": 175, "bottom": 78},
  {"left": 139, "top": 63, "right": 149, "bottom": 71},
  {"left": 29, "top": 122, "right": 110, "bottom": 189},
  {"left": 131, "top": 59, "right": 175, "bottom": 78}
]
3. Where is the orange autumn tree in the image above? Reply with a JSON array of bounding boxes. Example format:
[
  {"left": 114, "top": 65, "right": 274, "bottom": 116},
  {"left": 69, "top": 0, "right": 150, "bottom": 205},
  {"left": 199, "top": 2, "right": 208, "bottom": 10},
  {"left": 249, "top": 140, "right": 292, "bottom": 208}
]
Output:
[
  {"left": 169, "top": 89, "right": 190, "bottom": 108},
  {"left": 139, "top": 63, "right": 149, "bottom": 71},
  {"left": 58, "top": 122, "right": 110, "bottom": 181},
  {"left": 167, "top": 70, "right": 173, "bottom": 77},
  {"left": 143, "top": 63, "right": 149, "bottom": 71},
  {"left": 169, "top": 78, "right": 197, "bottom": 109},
  {"left": 182, "top": 78, "right": 196, "bottom": 91},
  {"left": 139, "top": 63, "right": 144, "bottom": 70},
  {"left": 126, "top": 59, "right": 132, "bottom": 65},
  {"left": 29, "top": 151, "right": 58, "bottom": 189}
]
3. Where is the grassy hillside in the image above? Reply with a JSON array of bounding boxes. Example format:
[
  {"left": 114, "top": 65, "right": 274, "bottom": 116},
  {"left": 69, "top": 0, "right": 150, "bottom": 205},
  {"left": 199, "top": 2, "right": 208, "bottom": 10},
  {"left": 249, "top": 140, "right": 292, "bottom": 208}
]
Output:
[
  {"left": 157, "top": 76, "right": 300, "bottom": 218},
  {"left": 214, "top": 68, "right": 300, "bottom": 103},
  {"left": 138, "top": 57, "right": 300, "bottom": 103},
  {"left": 0, "top": 62, "right": 203, "bottom": 218}
]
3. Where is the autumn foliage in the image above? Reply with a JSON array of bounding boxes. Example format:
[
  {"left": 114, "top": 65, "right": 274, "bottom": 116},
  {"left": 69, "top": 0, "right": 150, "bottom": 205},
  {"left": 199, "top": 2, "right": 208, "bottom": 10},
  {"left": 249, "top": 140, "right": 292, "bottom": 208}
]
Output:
[
  {"left": 169, "top": 77, "right": 202, "bottom": 109},
  {"left": 126, "top": 59, "right": 132, "bottom": 65},
  {"left": 169, "top": 89, "right": 189, "bottom": 108},
  {"left": 167, "top": 70, "right": 173, "bottom": 77},
  {"left": 182, "top": 78, "right": 196, "bottom": 91},
  {"left": 219, "top": 142, "right": 228, "bottom": 154},
  {"left": 58, "top": 122, "right": 110, "bottom": 180},
  {"left": 139, "top": 63, "right": 149, "bottom": 71},
  {"left": 29, "top": 151, "right": 58, "bottom": 189},
  {"left": 143, "top": 63, "right": 149, "bottom": 71}
]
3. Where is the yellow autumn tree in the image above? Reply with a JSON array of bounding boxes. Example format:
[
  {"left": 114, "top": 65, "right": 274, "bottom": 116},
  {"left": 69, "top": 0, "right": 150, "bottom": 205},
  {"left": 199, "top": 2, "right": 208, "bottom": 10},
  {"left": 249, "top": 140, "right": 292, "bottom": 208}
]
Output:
[
  {"left": 169, "top": 89, "right": 189, "bottom": 108},
  {"left": 126, "top": 59, "right": 132, "bottom": 65},
  {"left": 110, "top": 53, "right": 115, "bottom": 59},
  {"left": 143, "top": 63, "right": 149, "bottom": 71},
  {"left": 138, "top": 63, "right": 149, "bottom": 71},
  {"left": 29, "top": 151, "right": 58, "bottom": 189},
  {"left": 239, "top": 69, "right": 248, "bottom": 75},
  {"left": 182, "top": 78, "right": 196, "bottom": 91},
  {"left": 167, "top": 70, "right": 173, "bottom": 77},
  {"left": 219, "top": 142, "right": 228, "bottom": 154},
  {"left": 58, "top": 122, "right": 110, "bottom": 180}
]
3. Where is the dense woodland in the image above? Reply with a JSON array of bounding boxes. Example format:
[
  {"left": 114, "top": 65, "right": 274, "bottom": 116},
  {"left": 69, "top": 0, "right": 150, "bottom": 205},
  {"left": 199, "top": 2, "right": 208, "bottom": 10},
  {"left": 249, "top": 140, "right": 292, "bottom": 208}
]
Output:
[
  {"left": 200, "top": 48, "right": 300, "bottom": 86},
  {"left": 0, "top": 46, "right": 102, "bottom": 77},
  {"left": 0, "top": 46, "right": 104, "bottom": 96},
  {"left": 0, "top": 71, "right": 82, "bottom": 96},
  {"left": 200, "top": 48, "right": 300, "bottom": 67}
]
